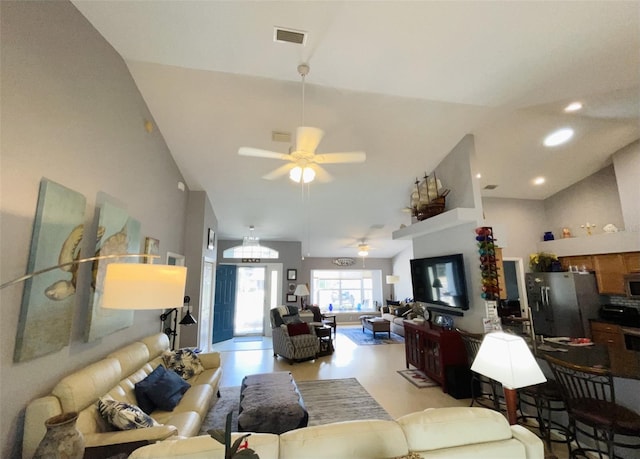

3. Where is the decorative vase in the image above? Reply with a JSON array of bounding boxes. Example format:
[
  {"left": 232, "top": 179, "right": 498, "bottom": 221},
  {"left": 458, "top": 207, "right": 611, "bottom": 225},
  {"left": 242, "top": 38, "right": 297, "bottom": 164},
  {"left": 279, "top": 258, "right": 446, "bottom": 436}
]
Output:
[
  {"left": 33, "top": 412, "right": 85, "bottom": 459},
  {"left": 543, "top": 231, "right": 554, "bottom": 241}
]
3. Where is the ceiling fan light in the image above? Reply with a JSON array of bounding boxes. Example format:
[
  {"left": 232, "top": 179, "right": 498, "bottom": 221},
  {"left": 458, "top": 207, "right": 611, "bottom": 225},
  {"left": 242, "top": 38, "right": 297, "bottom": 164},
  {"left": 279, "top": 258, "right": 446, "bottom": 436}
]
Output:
[
  {"left": 289, "top": 166, "right": 302, "bottom": 182},
  {"left": 302, "top": 167, "right": 315, "bottom": 183},
  {"left": 358, "top": 249, "right": 369, "bottom": 257},
  {"left": 289, "top": 166, "right": 315, "bottom": 183}
]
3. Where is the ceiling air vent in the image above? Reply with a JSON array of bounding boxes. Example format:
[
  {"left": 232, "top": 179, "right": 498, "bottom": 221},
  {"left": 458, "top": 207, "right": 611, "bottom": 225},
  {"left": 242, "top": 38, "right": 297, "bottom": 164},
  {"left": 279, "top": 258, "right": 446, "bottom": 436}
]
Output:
[
  {"left": 274, "top": 27, "right": 307, "bottom": 45},
  {"left": 271, "top": 131, "right": 291, "bottom": 143},
  {"left": 484, "top": 184, "right": 499, "bottom": 190}
]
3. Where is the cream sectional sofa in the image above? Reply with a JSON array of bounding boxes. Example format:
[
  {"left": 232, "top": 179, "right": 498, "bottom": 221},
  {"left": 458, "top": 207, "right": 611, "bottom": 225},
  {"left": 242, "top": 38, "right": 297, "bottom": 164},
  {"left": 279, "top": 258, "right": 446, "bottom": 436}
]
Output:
[
  {"left": 129, "top": 406, "right": 544, "bottom": 459},
  {"left": 23, "top": 333, "right": 222, "bottom": 459}
]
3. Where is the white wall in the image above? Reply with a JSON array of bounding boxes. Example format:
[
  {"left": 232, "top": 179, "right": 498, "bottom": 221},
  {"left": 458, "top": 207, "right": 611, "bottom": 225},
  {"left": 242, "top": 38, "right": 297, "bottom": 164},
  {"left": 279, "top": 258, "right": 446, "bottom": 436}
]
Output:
[
  {"left": 0, "top": 2, "right": 189, "bottom": 456},
  {"left": 613, "top": 140, "right": 640, "bottom": 232}
]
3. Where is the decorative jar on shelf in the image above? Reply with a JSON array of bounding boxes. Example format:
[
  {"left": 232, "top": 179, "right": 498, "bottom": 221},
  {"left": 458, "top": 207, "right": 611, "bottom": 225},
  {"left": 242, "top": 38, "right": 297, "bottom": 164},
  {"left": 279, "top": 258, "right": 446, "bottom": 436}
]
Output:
[
  {"left": 543, "top": 231, "right": 554, "bottom": 241},
  {"left": 33, "top": 412, "right": 85, "bottom": 459}
]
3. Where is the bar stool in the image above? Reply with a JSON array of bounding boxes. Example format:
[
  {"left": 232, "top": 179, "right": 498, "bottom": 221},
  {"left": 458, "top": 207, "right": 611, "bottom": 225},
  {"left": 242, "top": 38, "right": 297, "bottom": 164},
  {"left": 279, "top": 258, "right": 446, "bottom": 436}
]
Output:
[
  {"left": 518, "top": 379, "right": 573, "bottom": 455},
  {"left": 457, "top": 328, "right": 503, "bottom": 412},
  {"left": 546, "top": 355, "right": 640, "bottom": 459}
]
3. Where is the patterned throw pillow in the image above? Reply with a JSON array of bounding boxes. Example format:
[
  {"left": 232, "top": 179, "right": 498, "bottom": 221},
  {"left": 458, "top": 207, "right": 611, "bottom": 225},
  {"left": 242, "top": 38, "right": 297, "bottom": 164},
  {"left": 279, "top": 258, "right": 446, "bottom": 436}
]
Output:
[
  {"left": 394, "top": 453, "right": 422, "bottom": 459},
  {"left": 97, "top": 397, "right": 160, "bottom": 430},
  {"left": 162, "top": 348, "right": 204, "bottom": 380}
]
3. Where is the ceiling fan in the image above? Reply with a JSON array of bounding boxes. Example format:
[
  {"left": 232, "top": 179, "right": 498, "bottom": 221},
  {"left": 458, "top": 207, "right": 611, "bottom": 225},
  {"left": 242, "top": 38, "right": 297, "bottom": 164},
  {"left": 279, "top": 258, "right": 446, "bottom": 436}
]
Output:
[{"left": 238, "top": 63, "right": 366, "bottom": 183}]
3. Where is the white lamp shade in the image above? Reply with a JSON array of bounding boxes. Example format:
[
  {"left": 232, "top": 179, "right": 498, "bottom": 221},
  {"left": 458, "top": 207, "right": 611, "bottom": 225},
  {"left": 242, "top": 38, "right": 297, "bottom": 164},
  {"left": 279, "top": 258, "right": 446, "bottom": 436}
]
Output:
[
  {"left": 294, "top": 284, "right": 309, "bottom": 296},
  {"left": 471, "top": 331, "right": 546, "bottom": 389},
  {"left": 102, "top": 263, "right": 187, "bottom": 310},
  {"left": 386, "top": 275, "right": 400, "bottom": 284}
]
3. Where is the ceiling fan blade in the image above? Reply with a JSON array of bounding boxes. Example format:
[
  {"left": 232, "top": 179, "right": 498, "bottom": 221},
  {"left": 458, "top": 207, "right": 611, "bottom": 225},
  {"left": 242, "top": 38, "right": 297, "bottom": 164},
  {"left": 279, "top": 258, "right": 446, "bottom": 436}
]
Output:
[
  {"left": 262, "top": 163, "right": 295, "bottom": 180},
  {"left": 312, "top": 164, "right": 333, "bottom": 183},
  {"left": 238, "top": 147, "right": 290, "bottom": 161},
  {"left": 314, "top": 151, "right": 366, "bottom": 164},
  {"left": 296, "top": 126, "right": 324, "bottom": 153}
]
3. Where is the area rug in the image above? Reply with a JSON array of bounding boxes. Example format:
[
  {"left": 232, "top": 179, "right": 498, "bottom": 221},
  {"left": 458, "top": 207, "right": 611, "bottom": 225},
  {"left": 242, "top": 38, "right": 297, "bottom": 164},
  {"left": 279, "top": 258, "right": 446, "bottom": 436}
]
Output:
[
  {"left": 397, "top": 369, "right": 439, "bottom": 388},
  {"left": 200, "top": 377, "right": 391, "bottom": 433},
  {"left": 338, "top": 325, "right": 404, "bottom": 345}
]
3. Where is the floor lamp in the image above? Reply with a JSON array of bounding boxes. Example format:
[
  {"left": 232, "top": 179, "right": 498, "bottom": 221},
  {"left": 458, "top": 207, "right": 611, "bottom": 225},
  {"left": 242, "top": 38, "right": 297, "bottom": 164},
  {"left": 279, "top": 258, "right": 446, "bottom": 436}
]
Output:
[
  {"left": 471, "top": 331, "right": 547, "bottom": 425},
  {"left": 386, "top": 275, "right": 400, "bottom": 301}
]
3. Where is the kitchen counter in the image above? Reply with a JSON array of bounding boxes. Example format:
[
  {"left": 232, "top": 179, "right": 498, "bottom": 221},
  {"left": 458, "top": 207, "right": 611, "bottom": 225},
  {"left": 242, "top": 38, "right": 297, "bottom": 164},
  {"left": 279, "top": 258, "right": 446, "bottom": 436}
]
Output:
[{"left": 534, "top": 338, "right": 639, "bottom": 380}]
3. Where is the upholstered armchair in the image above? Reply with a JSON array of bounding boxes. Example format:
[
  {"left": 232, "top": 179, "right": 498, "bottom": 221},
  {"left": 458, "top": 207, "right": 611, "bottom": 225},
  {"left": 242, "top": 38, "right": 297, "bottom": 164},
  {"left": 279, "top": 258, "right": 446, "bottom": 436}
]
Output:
[{"left": 270, "top": 306, "right": 319, "bottom": 363}]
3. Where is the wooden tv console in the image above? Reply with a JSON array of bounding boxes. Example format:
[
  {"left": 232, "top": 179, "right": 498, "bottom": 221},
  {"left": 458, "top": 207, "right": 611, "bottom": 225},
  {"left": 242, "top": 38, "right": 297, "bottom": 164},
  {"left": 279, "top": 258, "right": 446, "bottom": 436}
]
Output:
[{"left": 403, "top": 320, "right": 466, "bottom": 393}]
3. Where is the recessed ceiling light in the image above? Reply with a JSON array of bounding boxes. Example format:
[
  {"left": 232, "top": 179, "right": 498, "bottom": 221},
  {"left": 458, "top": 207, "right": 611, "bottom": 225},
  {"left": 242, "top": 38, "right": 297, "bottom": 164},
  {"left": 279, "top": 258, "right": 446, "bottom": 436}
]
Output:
[
  {"left": 533, "top": 177, "right": 545, "bottom": 185},
  {"left": 475, "top": 173, "right": 482, "bottom": 179},
  {"left": 543, "top": 128, "right": 574, "bottom": 147},
  {"left": 564, "top": 102, "right": 583, "bottom": 112}
]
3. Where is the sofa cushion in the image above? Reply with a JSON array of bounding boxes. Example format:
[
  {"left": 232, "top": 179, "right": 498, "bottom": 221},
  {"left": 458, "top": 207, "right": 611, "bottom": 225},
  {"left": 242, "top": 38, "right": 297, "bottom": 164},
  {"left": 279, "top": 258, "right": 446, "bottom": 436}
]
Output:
[
  {"left": 395, "top": 305, "right": 412, "bottom": 317},
  {"left": 134, "top": 364, "right": 167, "bottom": 414},
  {"left": 97, "top": 397, "right": 160, "bottom": 431},
  {"left": 397, "top": 407, "right": 512, "bottom": 451},
  {"left": 287, "top": 322, "right": 310, "bottom": 336},
  {"left": 146, "top": 369, "right": 191, "bottom": 411},
  {"left": 162, "top": 348, "right": 204, "bottom": 380}
]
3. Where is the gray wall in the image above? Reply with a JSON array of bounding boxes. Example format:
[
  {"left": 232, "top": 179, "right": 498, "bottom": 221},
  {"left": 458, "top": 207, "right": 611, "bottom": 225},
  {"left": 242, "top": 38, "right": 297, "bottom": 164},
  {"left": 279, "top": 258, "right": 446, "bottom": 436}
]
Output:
[
  {"left": 182, "top": 191, "right": 218, "bottom": 348},
  {"left": 217, "top": 239, "right": 302, "bottom": 306},
  {"left": 0, "top": 2, "right": 189, "bottom": 456},
  {"left": 543, "top": 164, "right": 623, "bottom": 238},
  {"left": 482, "top": 198, "right": 547, "bottom": 262},
  {"left": 612, "top": 140, "right": 640, "bottom": 232}
]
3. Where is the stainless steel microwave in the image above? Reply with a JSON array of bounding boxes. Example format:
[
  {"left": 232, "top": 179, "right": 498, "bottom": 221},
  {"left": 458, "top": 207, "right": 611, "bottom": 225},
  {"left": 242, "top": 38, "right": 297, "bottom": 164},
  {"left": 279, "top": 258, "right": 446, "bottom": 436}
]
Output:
[{"left": 624, "top": 273, "right": 640, "bottom": 298}]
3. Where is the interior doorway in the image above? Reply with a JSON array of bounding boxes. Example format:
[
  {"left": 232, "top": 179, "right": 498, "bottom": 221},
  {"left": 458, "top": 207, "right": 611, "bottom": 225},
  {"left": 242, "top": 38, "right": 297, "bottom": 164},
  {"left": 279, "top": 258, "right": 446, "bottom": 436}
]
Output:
[
  {"left": 234, "top": 266, "right": 266, "bottom": 336},
  {"left": 503, "top": 257, "right": 529, "bottom": 318}
]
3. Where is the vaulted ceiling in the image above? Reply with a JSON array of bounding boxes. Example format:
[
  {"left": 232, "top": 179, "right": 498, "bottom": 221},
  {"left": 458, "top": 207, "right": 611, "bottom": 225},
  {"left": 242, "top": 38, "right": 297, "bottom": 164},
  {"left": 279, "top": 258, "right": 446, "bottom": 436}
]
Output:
[{"left": 71, "top": 1, "right": 640, "bottom": 258}]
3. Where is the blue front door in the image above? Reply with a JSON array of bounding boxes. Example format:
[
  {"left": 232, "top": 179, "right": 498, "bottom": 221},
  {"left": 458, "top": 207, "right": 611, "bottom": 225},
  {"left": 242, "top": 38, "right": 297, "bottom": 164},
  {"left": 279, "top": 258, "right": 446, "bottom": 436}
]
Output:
[{"left": 213, "top": 264, "right": 237, "bottom": 344}]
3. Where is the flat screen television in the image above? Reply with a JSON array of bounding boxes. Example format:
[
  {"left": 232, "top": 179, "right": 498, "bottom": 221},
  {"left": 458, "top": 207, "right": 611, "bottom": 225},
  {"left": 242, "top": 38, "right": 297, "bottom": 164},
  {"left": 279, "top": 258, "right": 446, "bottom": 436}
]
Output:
[{"left": 410, "top": 253, "right": 469, "bottom": 311}]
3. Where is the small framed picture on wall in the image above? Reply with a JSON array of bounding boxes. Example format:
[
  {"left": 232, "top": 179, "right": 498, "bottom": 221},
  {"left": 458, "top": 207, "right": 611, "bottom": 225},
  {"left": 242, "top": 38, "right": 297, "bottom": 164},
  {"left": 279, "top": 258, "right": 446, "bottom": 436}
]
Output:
[
  {"left": 287, "top": 269, "right": 297, "bottom": 281},
  {"left": 286, "top": 294, "right": 297, "bottom": 303}
]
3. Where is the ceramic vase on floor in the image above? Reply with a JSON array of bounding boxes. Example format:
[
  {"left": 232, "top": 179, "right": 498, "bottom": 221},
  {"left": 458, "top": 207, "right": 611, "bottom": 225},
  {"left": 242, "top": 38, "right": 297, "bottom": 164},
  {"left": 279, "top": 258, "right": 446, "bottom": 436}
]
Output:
[{"left": 33, "top": 412, "right": 85, "bottom": 459}]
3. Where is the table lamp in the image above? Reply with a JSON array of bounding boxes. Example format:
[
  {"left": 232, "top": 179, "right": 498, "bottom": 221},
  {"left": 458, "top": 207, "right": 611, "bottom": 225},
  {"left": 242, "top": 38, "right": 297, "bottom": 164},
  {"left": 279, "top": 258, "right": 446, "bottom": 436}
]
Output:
[
  {"left": 294, "top": 283, "right": 310, "bottom": 309},
  {"left": 471, "top": 331, "right": 546, "bottom": 425}
]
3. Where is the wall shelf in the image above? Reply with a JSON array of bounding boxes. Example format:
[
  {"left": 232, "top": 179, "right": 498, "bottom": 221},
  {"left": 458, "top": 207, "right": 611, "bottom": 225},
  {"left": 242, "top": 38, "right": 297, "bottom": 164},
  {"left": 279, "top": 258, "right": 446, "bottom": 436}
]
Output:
[
  {"left": 392, "top": 208, "right": 481, "bottom": 240},
  {"left": 537, "top": 231, "right": 640, "bottom": 257}
]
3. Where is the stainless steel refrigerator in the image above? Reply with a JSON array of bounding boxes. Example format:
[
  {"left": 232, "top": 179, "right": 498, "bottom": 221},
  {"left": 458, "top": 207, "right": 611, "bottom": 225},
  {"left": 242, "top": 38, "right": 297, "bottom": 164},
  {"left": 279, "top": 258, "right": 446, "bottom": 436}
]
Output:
[{"left": 525, "top": 272, "right": 600, "bottom": 338}]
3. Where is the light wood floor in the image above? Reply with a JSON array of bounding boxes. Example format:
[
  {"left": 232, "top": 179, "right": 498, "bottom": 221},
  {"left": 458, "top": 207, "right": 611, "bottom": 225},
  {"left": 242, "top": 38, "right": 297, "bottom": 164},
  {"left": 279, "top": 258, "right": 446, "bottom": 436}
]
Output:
[{"left": 213, "top": 328, "right": 568, "bottom": 458}]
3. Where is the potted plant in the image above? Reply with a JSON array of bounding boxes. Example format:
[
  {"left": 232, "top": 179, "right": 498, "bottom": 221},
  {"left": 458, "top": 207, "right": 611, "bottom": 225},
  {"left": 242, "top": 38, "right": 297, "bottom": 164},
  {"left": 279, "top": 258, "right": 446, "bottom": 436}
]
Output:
[
  {"left": 529, "top": 252, "right": 559, "bottom": 272},
  {"left": 208, "top": 412, "right": 259, "bottom": 459}
]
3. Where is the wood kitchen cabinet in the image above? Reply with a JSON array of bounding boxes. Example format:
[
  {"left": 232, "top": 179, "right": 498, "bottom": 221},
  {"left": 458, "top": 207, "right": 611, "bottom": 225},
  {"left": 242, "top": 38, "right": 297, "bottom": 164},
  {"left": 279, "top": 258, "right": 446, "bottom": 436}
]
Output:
[
  {"left": 590, "top": 320, "right": 640, "bottom": 378},
  {"left": 559, "top": 252, "right": 640, "bottom": 295},
  {"left": 593, "top": 254, "right": 626, "bottom": 295},
  {"left": 403, "top": 320, "right": 466, "bottom": 393},
  {"left": 559, "top": 255, "right": 594, "bottom": 272},
  {"left": 624, "top": 252, "right": 640, "bottom": 272}
]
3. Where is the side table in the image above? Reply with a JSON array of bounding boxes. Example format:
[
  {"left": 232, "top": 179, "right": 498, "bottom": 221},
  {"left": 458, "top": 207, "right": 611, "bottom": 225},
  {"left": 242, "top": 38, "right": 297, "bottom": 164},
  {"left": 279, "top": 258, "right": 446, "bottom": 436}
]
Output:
[{"left": 315, "top": 326, "right": 334, "bottom": 356}]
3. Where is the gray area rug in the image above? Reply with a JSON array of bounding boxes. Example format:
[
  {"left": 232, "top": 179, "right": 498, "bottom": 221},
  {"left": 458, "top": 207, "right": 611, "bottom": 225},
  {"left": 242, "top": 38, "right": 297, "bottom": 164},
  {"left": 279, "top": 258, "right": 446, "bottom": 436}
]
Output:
[{"left": 200, "top": 377, "right": 391, "bottom": 433}]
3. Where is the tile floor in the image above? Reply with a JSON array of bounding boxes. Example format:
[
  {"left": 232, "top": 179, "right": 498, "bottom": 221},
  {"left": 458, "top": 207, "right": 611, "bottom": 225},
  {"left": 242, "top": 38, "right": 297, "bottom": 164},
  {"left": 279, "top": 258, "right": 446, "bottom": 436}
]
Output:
[{"left": 212, "top": 327, "right": 569, "bottom": 459}]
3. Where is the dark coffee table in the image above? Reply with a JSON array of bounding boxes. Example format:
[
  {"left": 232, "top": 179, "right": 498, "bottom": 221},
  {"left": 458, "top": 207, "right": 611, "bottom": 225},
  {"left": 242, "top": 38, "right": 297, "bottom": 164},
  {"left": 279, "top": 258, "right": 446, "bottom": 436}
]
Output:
[{"left": 362, "top": 317, "right": 391, "bottom": 339}]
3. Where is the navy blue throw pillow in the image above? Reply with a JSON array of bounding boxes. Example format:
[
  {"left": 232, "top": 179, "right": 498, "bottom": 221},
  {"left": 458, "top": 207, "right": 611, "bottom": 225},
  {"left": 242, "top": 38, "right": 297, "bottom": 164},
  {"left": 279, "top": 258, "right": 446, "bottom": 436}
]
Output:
[
  {"left": 147, "top": 369, "right": 191, "bottom": 411},
  {"left": 134, "top": 365, "right": 167, "bottom": 414}
]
